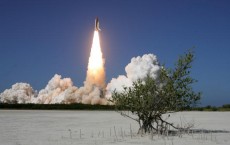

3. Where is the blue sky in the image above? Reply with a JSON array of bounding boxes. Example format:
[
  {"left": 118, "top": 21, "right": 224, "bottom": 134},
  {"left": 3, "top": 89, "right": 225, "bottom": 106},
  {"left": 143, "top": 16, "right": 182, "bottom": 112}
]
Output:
[{"left": 0, "top": 0, "right": 229, "bottom": 106}]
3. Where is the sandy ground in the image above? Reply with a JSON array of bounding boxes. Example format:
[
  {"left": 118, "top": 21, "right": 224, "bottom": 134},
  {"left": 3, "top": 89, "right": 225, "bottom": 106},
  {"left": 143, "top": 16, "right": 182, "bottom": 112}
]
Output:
[{"left": 0, "top": 110, "right": 229, "bottom": 145}]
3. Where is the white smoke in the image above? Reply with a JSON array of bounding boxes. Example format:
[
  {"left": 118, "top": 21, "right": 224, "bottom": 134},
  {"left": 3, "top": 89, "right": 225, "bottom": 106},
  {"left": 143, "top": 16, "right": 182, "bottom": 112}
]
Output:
[
  {"left": 33, "top": 74, "right": 107, "bottom": 105},
  {"left": 0, "top": 53, "right": 161, "bottom": 105},
  {"left": 33, "top": 74, "right": 74, "bottom": 104},
  {"left": 0, "top": 83, "right": 35, "bottom": 104},
  {"left": 126, "top": 54, "right": 160, "bottom": 81},
  {"left": 106, "top": 75, "right": 132, "bottom": 96},
  {"left": 105, "top": 54, "right": 160, "bottom": 100}
]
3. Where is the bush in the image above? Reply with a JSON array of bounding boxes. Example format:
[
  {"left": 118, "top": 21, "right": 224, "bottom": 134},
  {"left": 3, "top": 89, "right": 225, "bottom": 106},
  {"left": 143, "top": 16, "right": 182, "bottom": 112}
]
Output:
[
  {"left": 211, "top": 107, "right": 218, "bottom": 111},
  {"left": 222, "top": 104, "right": 230, "bottom": 108},
  {"left": 205, "top": 105, "right": 211, "bottom": 109},
  {"left": 111, "top": 50, "right": 201, "bottom": 134}
]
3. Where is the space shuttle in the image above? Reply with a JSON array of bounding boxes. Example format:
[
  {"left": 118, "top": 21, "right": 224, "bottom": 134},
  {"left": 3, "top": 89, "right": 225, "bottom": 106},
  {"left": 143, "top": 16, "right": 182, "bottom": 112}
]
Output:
[{"left": 95, "top": 17, "right": 101, "bottom": 31}]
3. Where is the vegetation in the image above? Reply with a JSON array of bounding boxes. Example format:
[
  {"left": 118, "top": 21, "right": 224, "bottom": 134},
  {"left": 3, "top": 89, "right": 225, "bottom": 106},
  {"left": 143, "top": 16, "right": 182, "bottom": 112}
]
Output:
[
  {"left": 111, "top": 50, "right": 201, "bottom": 134},
  {"left": 0, "top": 103, "right": 115, "bottom": 110},
  {"left": 191, "top": 104, "right": 230, "bottom": 111},
  {"left": 0, "top": 103, "right": 229, "bottom": 111}
]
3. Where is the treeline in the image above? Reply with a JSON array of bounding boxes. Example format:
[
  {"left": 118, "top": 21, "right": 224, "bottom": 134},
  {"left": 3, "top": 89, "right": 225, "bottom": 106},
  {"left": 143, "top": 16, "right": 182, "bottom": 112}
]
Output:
[
  {"left": 0, "top": 103, "right": 115, "bottom": 110},
  {"left": 190, "top": 104, "right": 230, "bottom": 111},
  {"left": 0, "top": 103, "right": 229, "bottom": 111}
]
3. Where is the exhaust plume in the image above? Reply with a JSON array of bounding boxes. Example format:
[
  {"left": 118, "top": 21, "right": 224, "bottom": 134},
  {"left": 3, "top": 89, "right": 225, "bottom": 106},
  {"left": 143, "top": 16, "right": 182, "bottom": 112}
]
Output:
[
  {"left": 32, "top": 30, "right": 107, "bottom": 104},
  {"left": 85, "top": 31, "right": 106, "bottom": 89},
  {"left": 78, "top": 30, "right": 107, "bottom": 104}
]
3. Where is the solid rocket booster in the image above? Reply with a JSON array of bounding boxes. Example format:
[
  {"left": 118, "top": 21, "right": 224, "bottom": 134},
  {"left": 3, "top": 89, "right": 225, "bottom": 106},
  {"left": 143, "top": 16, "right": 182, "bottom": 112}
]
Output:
[{"left": 95, "top": 17, "right": 101, "bottom": 31}]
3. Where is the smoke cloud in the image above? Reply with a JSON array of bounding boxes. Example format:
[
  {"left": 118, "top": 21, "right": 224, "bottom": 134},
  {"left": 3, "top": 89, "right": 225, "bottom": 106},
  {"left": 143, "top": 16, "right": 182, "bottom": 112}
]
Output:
[
  {"left": 0, "top": 83, "right": 35, "bottom": 104},
  {"left": 105, "top": 54, "right": 160, "bottom": 100},
  {"left": 33, "top": 74, "right": 74, "bottom": 104},
  {"left": 32, "top": 74, "right": 107, "bottom": 105},
  {"left": 0, "top": 53, "right": 161, "bottom": 104}
]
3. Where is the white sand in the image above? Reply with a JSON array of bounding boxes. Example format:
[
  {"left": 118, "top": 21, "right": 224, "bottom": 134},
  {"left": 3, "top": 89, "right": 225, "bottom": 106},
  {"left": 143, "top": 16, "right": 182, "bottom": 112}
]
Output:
[{"left": 0, "top": 110, "right": 229, "bottom": 145}]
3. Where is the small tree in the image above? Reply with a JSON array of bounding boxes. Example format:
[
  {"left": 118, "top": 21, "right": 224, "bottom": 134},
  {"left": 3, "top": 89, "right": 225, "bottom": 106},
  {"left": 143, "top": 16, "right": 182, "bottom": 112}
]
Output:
[{"left": 111, "top": 50, "right": 201, "bottom": 134}]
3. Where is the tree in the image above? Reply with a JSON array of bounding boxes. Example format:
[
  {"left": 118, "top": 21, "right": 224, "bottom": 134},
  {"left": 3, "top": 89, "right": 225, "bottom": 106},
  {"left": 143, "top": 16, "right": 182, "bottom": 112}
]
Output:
[{"left": 111, "top": 50, "right": 201, "bottom": 134}]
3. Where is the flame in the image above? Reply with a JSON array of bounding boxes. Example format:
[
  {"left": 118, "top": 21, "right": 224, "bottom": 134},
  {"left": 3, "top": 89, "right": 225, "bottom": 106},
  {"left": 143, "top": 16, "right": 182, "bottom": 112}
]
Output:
[
  {"left": 88, "top": 31, "right": 103, "bottom": 72},
  {"left": 86, "top": 30, "right": 106, "bottom": 88}
]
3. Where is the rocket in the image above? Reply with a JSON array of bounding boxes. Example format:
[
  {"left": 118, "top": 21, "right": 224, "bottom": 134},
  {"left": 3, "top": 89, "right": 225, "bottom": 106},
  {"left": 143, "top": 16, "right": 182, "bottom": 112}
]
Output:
[{"left": 95, "top": 17, "right": 101, "bottom": 31}]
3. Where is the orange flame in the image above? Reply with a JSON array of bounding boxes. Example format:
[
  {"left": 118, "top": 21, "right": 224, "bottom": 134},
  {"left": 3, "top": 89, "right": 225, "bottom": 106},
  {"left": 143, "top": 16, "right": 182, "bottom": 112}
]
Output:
[{"left": 86, "top": 31, "right": 106, "bottom": 88}]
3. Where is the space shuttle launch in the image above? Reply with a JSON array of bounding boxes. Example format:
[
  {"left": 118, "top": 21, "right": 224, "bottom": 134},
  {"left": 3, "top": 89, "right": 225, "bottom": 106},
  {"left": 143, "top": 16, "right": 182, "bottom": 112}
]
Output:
[{"left": 95, "top": 17, "right": 101, "bottom": 31}]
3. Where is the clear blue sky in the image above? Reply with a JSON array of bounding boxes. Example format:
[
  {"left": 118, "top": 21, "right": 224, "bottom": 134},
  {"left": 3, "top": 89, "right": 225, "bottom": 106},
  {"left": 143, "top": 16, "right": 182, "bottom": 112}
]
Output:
[{"left": 0, "top": 0, "right": 229, "bottom": 106}]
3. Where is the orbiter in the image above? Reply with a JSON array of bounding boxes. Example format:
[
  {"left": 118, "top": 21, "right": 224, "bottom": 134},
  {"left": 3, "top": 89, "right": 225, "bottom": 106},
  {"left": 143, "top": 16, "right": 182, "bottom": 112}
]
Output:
[{"left": 95, "top": 17, "right": 101, "bottom": 31}]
